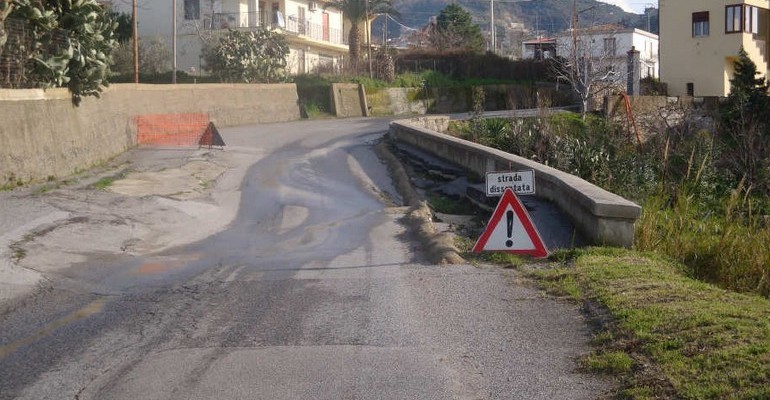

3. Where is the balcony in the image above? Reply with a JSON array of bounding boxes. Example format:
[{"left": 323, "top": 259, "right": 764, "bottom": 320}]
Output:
[
  {"left": 206, "top": 12, "right": 346, "bottom": 47},
  {"left": 205, "top": 11, "right": 268, "bottom": 30}
]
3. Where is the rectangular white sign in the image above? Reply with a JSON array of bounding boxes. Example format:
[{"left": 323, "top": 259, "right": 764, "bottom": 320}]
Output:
[{"left": 486, "top": 170, "right": 536, "bottom": 196}]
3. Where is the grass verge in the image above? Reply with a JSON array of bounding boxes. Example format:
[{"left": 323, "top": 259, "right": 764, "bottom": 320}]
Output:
[{"left": 530, "top": 248, "right": 770, "bottom": 399}]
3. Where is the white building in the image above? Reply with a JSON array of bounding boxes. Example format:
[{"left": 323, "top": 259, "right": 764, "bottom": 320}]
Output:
[
  {"left": 522, "top": 27, "right": 659, "bottom": 84},
  {"left": 116, "top": 0, "right": 350, "bottom": 76}
]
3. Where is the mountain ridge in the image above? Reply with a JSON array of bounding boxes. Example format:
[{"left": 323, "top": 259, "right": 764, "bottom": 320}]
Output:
[{"left": 384, "top": 0, "right": 658, "bottom": 38}]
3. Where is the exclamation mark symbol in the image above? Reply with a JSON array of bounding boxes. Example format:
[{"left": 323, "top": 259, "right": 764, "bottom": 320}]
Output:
[{"left": 505, "top": 210, "right": 514, "bottom": 248}]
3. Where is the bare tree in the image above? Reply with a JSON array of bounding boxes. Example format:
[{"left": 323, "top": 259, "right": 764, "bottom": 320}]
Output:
[{"left": 552, "top": 9, "right": 624, "bottom": 119}]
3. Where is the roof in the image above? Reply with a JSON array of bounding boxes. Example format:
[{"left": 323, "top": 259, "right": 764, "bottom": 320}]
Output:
[
  {"left": 556, "top": 26, "right": 659, "bottom": 40},
  {"left": 522, "top": 38, "right": 556, "bottom": 45}
]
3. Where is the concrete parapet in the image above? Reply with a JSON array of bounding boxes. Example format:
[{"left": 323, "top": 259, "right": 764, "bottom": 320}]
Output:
[
  {"left": 0, "top": 83, "right": 300, "bottom": 183},
  {"left": 389, "top": 117, "right": 641, "bottom": 248}
]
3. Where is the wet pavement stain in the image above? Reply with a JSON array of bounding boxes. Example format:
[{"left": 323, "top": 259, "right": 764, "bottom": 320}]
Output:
[{"left": 0, "top": 298, "right": 108, "bottom": 360}]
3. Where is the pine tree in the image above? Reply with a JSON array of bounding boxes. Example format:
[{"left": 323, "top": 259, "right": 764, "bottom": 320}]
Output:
[
  {"left": 727, "top": 47, "right": 769, "bottom": 115},
  {"left": 720, "top": 46, "right": 770, "bottom": 195}
]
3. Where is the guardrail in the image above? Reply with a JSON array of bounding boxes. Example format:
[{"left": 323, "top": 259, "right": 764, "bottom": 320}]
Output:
[{"left": 388, "top": 116, "right": 641, "bottom": 248}]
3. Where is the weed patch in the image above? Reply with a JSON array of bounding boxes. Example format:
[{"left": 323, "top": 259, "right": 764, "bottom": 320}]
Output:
[
  {"left": 582, "top": 351, "right": 634, "bottom": 374},
  {"left": 93, "top": 176, "right": 116, "bottom": 190}
]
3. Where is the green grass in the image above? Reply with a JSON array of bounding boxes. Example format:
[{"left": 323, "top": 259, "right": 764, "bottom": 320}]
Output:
[
  {"left": 1, "top": 175, "right": 24, "bottom": 191},
  {"left": 530, "top": 248, "right": 770, "bottom": 399},
  {"left": 427, "top": 193, "right": 477, "bottom": 215},
  {"left": 454, "top": 236, "right": 526, "bottom": 268},
  {"left": 93, "top": 176, "right": 116, "bottom": 190},
  {"left": 582, "top": 351, "right": 634, "bottom": 374}
]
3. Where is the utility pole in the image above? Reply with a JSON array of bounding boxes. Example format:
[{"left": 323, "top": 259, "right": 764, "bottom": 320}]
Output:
[
  {"left": 489, "top": 0, "right": 495, "bottom": 53},
  {"left": 572, "top": 0, "right": 577, "bottom": 57},
  {"left": 366, "top": 0, "right": 372, "bottom": 78},
  {"left": 172, "top": 0, "right": 177, "bottom": 84},
  {"left": 384, "top": 13, "right": 388, "bottom": 49},
  {"left": 133, "top": 0, "right": 139, "bottom": 83}
]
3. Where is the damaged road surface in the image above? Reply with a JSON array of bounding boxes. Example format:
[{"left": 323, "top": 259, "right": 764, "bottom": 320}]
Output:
[{"left": 0, "top": 118, "right": 611, "bottom": 399}]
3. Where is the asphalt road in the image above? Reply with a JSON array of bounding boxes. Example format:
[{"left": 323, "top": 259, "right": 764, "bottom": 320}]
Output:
[{"left": 0, "top": 117, "right": 611, "bottom": 399}]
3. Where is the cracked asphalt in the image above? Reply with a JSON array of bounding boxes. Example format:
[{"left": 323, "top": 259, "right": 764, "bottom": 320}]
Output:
[{"left": 0, "top": 118, "right": 612, "bottom": 399}]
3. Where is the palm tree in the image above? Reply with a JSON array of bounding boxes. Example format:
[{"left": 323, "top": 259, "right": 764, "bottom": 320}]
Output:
[{"left": 324, "top": 0, "right": 397, "bottom": 72}]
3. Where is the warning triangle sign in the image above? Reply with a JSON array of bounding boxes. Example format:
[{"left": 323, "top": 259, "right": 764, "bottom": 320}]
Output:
[
  {"left": 472, "top": 188, "right": 549, "bottom": 258},
  {"left": 199, "top": 122, "right": 226, "bottom": 148}
]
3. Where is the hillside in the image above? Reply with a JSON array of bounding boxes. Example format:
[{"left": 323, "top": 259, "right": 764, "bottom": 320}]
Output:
[{"left": 381, "top": 0, "right": 658, "bottom": 39}]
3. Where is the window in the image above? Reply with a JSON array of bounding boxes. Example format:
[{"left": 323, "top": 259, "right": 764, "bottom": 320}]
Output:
[
  {"left": 725, "top": 4, "right": 743, "bottom": 33},
  {"left": 745, "top": 5, "right": 759, "bottom": 33},
  {"left": 686, "top": 82, "right": 694, "bottom": 96},
  {"left": 726, "top": 5, "right": 741, "bottom": 33},
  {"left": 603, "top": 38, "right": 616, "bottom": 56},
  {"left": 726, "top": 4, "right": 760, "bottom": 34},
  {"left": 184, "top": 0, "right": 200, "bottom": 20},
  {"left": 692, "top": 11, "right": 709, "bottom": 37}
]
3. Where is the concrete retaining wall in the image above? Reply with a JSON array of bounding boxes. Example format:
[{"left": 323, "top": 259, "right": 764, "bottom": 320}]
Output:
[
  {"left": 389, "top": 116, "right": 641, "bottom": 247},
  {"left": 0, "top": 83, "right": 300, "bottom": 183},
  {"left": 367, "top": 84, "right": 574, "bottom": 116},
  {"left": 330, "top": 83, "right": 368, "bottom": 118}
]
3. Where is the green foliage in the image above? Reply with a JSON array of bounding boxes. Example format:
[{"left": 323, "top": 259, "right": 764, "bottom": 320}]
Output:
[
  {"left": 719, "top": 47, "right": 770, "bottom": 196},
  {"left": 427, "top": 193, "right": 476, "bottom": 215},
  {"left": 450, "top": 110, "right": 770, "bottom": 298},
  {"left": 110, "top": 70, "right": 218, "bottom": 84},
  {"left": 431, "top": 3, "right": 484, "bottom": 53},
  {"left": 5, "top": 0, "right": 117, "bottom": 105},
  {"left": 294, "top": 74, "right": 333, "bottom": 116},
  {"left": 324, "top": 0, "right": 396, "bottom": 67},
  {"left": 203, "top": 28, "right": 289, "bottom": 83},
  {"left": 469, "top": 86, "right": 485, "bottom": 141},
  {"left": 636, "top": 188, "right": 770, "bottom": 297},
  {"left": 451, "top": 113, "right": 655, "bottom": 199},
  {"left": 107, "top": 10, "right": 132, "bottom": 44},
  {"left": 93, "top": 176, "right": 115, "bottom": 190},
  {"left": 396, "top": 50, "right": 559, "bottom": 85}
]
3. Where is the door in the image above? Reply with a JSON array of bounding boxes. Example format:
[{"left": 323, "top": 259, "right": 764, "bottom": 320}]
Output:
[
  {"left": 322, "top": 12, "right": 329, "bottom": 42},
  {"left": 298, "top": 6, "right": 306, "bottom": 35}
]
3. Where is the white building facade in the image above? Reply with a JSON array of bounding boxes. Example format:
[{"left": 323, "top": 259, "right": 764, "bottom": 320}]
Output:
[
  {"left": 523, "top": 27, "right": 659, "bottom": 85},
  {"left": 117, "top": 0, "right": 350, "bottom": 76}
]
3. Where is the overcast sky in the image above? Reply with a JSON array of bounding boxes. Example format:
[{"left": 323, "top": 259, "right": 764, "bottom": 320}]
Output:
[{"left": 601, "top": 0, "right": 657, "bottom": 14}]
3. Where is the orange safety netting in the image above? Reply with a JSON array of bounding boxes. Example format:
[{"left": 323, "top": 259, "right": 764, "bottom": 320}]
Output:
[{"left": 135, "top": 114, "right": 210, "bottom": 146}]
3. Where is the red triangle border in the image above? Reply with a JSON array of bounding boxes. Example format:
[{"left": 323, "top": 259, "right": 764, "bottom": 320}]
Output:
[{"left": 472, "top": 188, "right": 549, "bottom": 258}]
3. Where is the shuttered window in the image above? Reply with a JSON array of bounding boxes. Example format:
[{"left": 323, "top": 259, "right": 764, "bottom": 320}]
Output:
[{"left": 692, "top": 11, "right": 709, "bottom": 37}]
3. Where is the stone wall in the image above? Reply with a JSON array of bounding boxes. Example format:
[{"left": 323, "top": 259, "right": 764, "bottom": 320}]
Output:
[{"left": 0, "top": 83, "right": 300, "bottom": 183}]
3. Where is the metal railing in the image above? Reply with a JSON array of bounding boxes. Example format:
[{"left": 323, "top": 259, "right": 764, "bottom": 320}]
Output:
[
  {"left": 205, "top": 11, "right": 268, "bottom": 30},
  {"left": 206, "top": 12, "right": 346, "bottom": 46}
]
